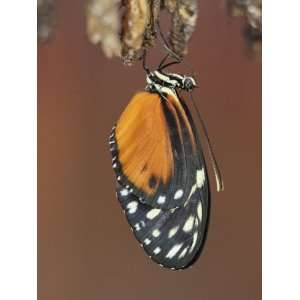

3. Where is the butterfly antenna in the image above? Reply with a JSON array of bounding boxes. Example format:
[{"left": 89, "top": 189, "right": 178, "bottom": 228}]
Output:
[
  {"left": 156, "top": 21, "right": 181, "bottom": 61},
  {"left": 156, "top": 21, "right": 198, "bottom": 81},
  {"left": 190, "top": 92, "right": 224, "bottom": 192}
]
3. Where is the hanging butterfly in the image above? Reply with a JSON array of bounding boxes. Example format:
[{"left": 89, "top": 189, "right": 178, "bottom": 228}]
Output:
[{"left": 109, "top": 54, "right": 223, "bottom": 270}]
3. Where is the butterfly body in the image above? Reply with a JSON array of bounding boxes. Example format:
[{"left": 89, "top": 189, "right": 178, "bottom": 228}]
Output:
[{"left": 109, "top": 69, "right": 210, "bottom": 270}]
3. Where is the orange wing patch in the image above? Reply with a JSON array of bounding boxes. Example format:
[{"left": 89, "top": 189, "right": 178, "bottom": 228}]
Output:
[{"left": 116, "top": 92, "right": 174, "bottom": 195}]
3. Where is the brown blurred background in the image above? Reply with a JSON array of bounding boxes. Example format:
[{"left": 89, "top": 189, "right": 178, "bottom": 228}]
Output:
[{"left": 38, "top": 0, "right": 261, "bottom": 299}]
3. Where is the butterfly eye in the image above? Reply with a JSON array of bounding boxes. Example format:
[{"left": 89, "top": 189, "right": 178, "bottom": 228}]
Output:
[{"left": 183, "top": 77, "right": 196, "bottom": 91}]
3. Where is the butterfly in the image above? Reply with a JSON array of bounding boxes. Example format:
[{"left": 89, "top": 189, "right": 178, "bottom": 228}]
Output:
[{"left": 109, "top": 57, "right": 223, "bottom": 270}]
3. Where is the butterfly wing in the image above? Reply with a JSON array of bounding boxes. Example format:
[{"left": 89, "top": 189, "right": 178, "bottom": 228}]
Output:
[
  {"left": 116, "top": 172, "right": 209, "bottom": 269},
  {"left": 110, "top": 91, "right": 208, "bottom": 210},
  {"left": 110, "top": 90, "right": 210, "bottom": 269}
]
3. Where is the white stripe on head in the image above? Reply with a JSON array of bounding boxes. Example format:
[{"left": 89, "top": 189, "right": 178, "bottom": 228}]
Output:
[
  {"left": 153, "top": 70, "right": 178, "bottom": 86},
  {"left": 168, "top": 73, "right": 184, "bottom": 81}
]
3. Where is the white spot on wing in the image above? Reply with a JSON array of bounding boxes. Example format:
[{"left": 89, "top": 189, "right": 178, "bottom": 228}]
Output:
[
  {"left": 134, "top": 223, "right": 141, "bottom": 231},
  {"left": 166, "top": 243, "right": 183, "bottom": 259},
  {"left": 190, "top": 232, "right": 198, "bottom": 253},
  {"left": 120, "top": 189, "right": 129, "bottom": 196},
  {"left": 144, "top": 238, "right": 151, "bottom": 245},
  {"left": 152, "top": 229, "right": 161, "bottom": 237},
  {"left": 126, "top": 201, "right": 138, "bottom": 214},
  {"left": 146, "top": 208, "right": 161, "bottom": 220},
  {"left": 183, "top": 168, "right": 206, "bottom": 207},
  {"left": 168, "top": 226, "right": 179, "bottom": 238},
  {"left": 157, "top": 195, "right": 166, "bottom": 204},
  {"left": 183, "top": 216, "right": 195, "bottom": 232},
  {"left": 179, "top": 247, "right": 188, "bottom": 259},
  {"left": 197, "top": 202, "right": 203, "bottom": 221},
  {"left": 196, "top": 168, "right": 205, "bottom": 188},
  {"left": 184, "top": 185, "right": 197, "bottom": 207},
  {"left": 174, "top": 189, "right": 183, "bottom": 200},
  {"left": 153, "top": 247, "right": 161, "bottom": 255}
]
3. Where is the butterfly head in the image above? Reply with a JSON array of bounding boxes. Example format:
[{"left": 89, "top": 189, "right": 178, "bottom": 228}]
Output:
[
  {"left": 181, "top": 76, "right": 197, "bottom": 91},
  {"left": 146, "top": 70, "right": 197, "bottom": 93}
]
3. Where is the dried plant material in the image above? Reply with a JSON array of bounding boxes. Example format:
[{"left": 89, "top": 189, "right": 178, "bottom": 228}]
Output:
[
  {"left": 246, "top": 0, "right": 261, "bottom": 32},
  {"left": 121, "top": 0, "right": 150, "bottom": 64},
  {"left": 228, "top": 0, "right": 261, "bottom": 31},
  {"left": 84, "top": 0, "right": 198, "bottom": 64},
  {"left": 166, "top": 0, "right": 198, "bottom": 58},
  {"left": 143, "top": 0, "right": 162, "bottom": 49},
  {"left": 86, "top": 0, "right": 122, "bottom": 58},
  {"left": 37, "top": 0, "right": 56, "bottom": 42},
  {"left": 227, "top": 0, "right": 261, "bottom": 57},
  {"left": 245, "top": 1, "right": 261, "bottom": 56},
  {"left": 164, "top": 0, "right": 177, "bottom": 13},
  {"left": 227, "top": 0, "right": 249, "bottom": 17}
]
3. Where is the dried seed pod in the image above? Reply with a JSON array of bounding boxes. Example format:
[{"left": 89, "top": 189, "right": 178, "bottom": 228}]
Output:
[
  {"left": 143, "top": 0, "right": 162, "bottom": 49},
  {"left": 166, "top": 0, "right": 198, "bottom": 58},
  {"left": 246, "top": 0, "right": 261, "bottom": 32},
  {"left": 38, "top": 0, "right": 56, "bottom": 43},
  {"left": 121, "top": 0, "right": 150, "bottom": 64},
  {"left": 164, "top": 0, "right": 177, "bottom": 13},
  {"left": 227, "top": 0, "right": 249, "bottom": 17},
  {"left": 246, "top": 0, "right": 261, "bottom": 54},
  {"left": 86, "top": 0, "right": 122, "bottom": 58},
  {"left": 84, "top": 0, "right": 198, "bottom": 64},
  {"left": 227, "top": 0, "right": 261, "bottom": 57},
  {"left": 228, "top": 0, "right": 261, "bottom": 30}
]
